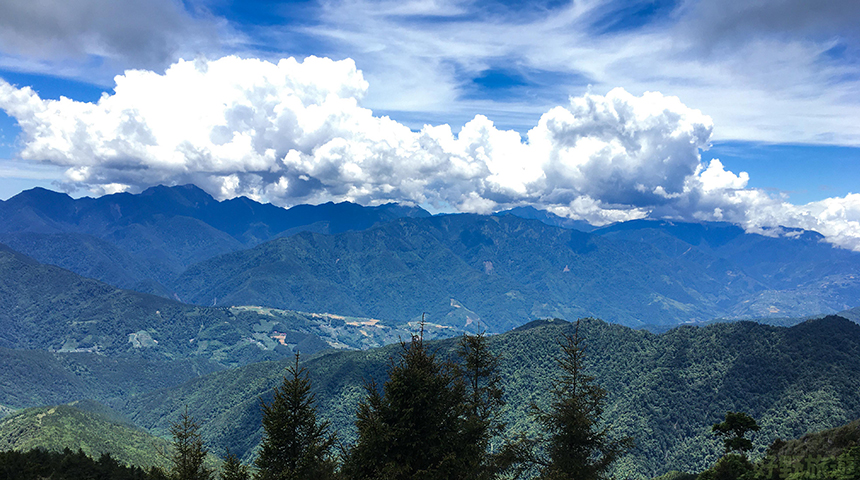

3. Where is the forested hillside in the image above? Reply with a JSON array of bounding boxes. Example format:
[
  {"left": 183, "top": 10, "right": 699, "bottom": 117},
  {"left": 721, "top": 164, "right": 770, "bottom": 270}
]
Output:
[
  {"left": 0, "top": 243, "right": 464, "bottom": 408},
  {"left": 0, "top": 402, "right": 171, "bottom": 470},
  {"left": 122, "top": 316, "right": 860, "bottom": 478},
  {"left": 171, "top": 214, "right": 771, "bottom": 331}
]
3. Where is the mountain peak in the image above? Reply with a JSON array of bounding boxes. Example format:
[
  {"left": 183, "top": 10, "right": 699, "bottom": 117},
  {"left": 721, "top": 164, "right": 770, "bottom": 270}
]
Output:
[
  {"left": 7, "top": 187, "right": 74, "bottom": 206},
  {"left": 139, "top": 184, "right": 215, "bottom": 207}
]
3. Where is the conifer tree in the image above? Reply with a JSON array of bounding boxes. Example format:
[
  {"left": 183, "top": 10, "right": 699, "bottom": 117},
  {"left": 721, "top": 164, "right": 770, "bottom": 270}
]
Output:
[
  {"left": 169, "top": 407, "right": 212, "bottom": 480},
  {"left": 255, "top": 353, "right": 336, "bottom": 480},
  {"left": 220, "top": 449, "right": 250, "bottom": 480},
  {"left": 456, "top": 333, "right": 507, "bottom": 479},
  {"left": 344, "top": 328, "right": 467, "bottom": 480},
  {"left": 532, "top": 319, "right": 633, "bottom": 480}
]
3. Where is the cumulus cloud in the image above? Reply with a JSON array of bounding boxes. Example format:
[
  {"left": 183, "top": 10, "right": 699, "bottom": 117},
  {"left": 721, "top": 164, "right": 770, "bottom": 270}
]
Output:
[{"left": 2, "top": 55, "right": 860, "bottom": 250}]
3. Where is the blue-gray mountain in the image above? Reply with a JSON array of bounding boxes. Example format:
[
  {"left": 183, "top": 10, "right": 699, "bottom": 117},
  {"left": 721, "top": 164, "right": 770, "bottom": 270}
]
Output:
[
  {"left": 0, "top": 185, "right": 429, "bottom": 290},
  {"left": 171, "top": 214, "right": 860, "bottom": 330},
  {"left": 2, "top": 185, "right": 859, "bottom": 330}
]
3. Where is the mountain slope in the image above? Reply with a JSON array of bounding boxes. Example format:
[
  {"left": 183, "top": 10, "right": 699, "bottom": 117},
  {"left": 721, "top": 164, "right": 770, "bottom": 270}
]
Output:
[
  {"left": 0, "top": 243, "right": 458, "bottom": 370},
  {"left": 0, "top": 231, "right": 172, "bottom": 290},
  {"left": 0, "top": 243, "right": 469, "bottom": 409},
  {"left": 0, "top": 185, "right": 429, "bottom": 289},
  {"left": 595, "top": 219, "right": 860, "bottom": 318},
  {"left": 173, "top": 214, "right": 769, "bottom": 330},
  {"left": 122, "top": 316, "right": 860, "bottom": 477},
  {"left": 0, "top": 402, "right": 170, "bottom": 469},
  {"left": 0, "top": 346, "right": 220, "bottom": 409}
]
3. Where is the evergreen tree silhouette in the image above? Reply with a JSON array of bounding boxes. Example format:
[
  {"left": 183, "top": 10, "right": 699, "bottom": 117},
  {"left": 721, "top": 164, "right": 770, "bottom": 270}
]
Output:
[{"left": 255, "top": 353, "right": 336, "bottom": 480}]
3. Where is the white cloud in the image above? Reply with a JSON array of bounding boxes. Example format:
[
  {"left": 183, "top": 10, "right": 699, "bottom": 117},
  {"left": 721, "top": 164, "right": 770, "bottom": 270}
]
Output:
[
  {"left": 2, "top": 55, "right": 860, "bottom": 250},
  {"left": 1, "top": 0, "right": 859, "bottom": 146},
  {"left": 290, "top": 0, "right": 860, "bottom": 145}
]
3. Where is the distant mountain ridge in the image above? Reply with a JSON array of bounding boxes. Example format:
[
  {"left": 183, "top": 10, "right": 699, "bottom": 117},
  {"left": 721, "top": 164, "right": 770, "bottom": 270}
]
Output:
[
  {"left": 594, "top": 219, "right": 860, "bottom": 318},
  {"left": 3, "top": 185, "right": 859, "bottom": 331},
  {"left": 169, "top": 212, "right": 860, "bottom": 330},
  {"left": 493, "top": 205, "right": 599, "bottom": 231},
  {"left": 0, "top": 185, "right": 429, "bottom": 288}
]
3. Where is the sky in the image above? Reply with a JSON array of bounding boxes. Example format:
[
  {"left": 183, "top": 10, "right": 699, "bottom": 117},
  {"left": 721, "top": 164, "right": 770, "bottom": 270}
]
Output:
[{"left": 1, "top": 0, "right": 860, "bottom": 249}]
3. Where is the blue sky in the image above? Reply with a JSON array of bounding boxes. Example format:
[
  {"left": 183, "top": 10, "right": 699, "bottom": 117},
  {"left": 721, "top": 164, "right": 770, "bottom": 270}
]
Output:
[{"left": 1, "top": 0, "right": 860, "bottom": 248}]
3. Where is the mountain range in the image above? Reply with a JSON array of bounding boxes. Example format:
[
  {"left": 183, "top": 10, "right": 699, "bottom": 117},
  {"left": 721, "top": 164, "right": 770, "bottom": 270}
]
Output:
[
  {"left": 3, "top": 184, "right": 860, "bottom": 478},
  {"left": 0, "top": 185, "right": 429, "bottom": 291},
  {"left": 3, "top": 185, "right": 860, "bottom": 331}
]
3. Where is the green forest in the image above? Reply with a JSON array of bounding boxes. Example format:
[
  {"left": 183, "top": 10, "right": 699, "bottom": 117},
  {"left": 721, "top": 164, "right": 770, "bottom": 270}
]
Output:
[{"left": 3, "top": 319, "right": 859, "bottom": 480}]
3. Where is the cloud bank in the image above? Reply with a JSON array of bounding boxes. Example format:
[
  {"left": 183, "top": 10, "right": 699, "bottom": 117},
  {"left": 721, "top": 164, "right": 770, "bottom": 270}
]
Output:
[{"left": 1, "top": 55, "right": 860, "bottom": 250}]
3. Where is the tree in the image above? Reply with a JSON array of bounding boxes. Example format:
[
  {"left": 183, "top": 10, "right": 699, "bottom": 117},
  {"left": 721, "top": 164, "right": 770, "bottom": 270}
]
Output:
[
  {"left": 696, "top": 454, "right": 754, "bottom": 480},
  {"left": 697, "top": 412, "right": 760, "bottom": 480},
  {"left": 456, "top": 332, "right": 518, "bottom": 479},
  {"left": 169, "top": 407, "right": 212, "bottom": 480},
  {"left": 712, "top": 412, "right": 760, "bottom": 455},
  {"left": 531, "top": 319, "right": 633, "bottom": 480},
  {"left": 220, "top": 449, "right": 250, "bottom": 480},
  {"left": 343, "top": 328, "right": 468, "bottom": 480},
  {"left": 255, "top": 353, "right": 336, "bottom": 480}
]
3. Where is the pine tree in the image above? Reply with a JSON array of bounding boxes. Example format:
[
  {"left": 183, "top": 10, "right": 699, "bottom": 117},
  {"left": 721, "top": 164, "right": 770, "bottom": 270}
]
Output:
[
  {"left": 220, "top": 449, "right": 250, "bottom": 480},
  {"left": 532, "top": 319, "right": 633, "bottom": 480},
  {"left": 456, "top": 333, "right": 507, "bottom": 479},
  {"left": 255, "top": 353, "right": 336, "bottom": 480},
  {"left": 169, "top": 407, "right": 212, "bottom": 480},
  {"left": 344, "top": 329, "right": 467, "bottom": 480}
]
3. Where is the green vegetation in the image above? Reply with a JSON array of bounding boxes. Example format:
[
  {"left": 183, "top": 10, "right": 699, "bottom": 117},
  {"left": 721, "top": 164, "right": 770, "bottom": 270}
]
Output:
[
  {"left": 168, "top": 408, "right": 213, "bottom": 480},
  {"left": 531, "top": 322, "right": 634, "bottom": 480},
  {"left": 747, "top": 418, "right": 860, "bottom": 480},
  {"left": 0, "top": 244, "right": 468, "bottom": 411},
  {"left": 0, "top": 345, "right": 223, "bottom": 409},
  {"left": 0, "top": 403, "right": 171, "bottom": 469},
  {"left": 123, "top": 316, "right": 860, "bottom": 478},
  {"left": 2, "top": 318, "right": 860, "bottom": 479},
  {"left": 695, "top": 412, "right": 760, "bottom": 480},
  {"left": 712, "top": 412, "right": 760, "bottom": 455},
  {"left": 344, "top": 331, "right": 470, "bottom": 479},
  {"left": 0, "top": 448, "right": 168, "bottom": 480},
  {"left": 221, "top": 450, "right": 251, "bottom": 480},
  {"left": 256, "top": 355, "right": 336, "bottom": 480},
  {"left": 455, "top": 332, "right": 511, "bottom": 479}
]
